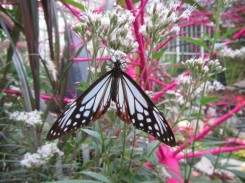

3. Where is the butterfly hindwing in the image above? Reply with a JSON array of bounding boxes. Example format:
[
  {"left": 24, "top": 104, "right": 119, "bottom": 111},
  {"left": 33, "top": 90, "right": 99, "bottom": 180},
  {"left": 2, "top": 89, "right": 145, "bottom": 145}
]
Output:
[
  {"left": 117, "top": 71, "right": 176, "bottom": 147},
  {"left": 46, "top": 71, "right": 113, "bottom": 140}
]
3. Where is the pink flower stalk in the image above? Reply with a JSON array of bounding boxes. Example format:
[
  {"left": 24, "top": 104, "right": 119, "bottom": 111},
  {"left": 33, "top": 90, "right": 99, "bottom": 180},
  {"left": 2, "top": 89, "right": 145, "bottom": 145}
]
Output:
[
  {"left": 3, "top": 89, "right": 71, "bottom": 103},
  {"left": 149, "top": 77, "right": 168, "bottom": 87},
  {"left": 233, "top": 27, "right": 245, "bottom": 39},
  {"left": 125, "top": 0, "right": 149, "bottom": 89},
  {"left": 61, "top": 3, "right": 81, "bottom": 20},
  {"left": 176, "top": 145, "right": 245, "bottom": 160},
  {"left": 152, "top": 81, "right": 177, "bottom": 102},
  {"left": 155, "top": 33, "right": 185, "bottom": 52},
  {"left": 157, "top": 145, "right": 183, "bottom": 183}
]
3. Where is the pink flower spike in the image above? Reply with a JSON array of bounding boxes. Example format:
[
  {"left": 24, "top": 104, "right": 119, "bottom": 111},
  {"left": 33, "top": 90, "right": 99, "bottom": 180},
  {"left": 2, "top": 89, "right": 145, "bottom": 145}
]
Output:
[{"left": 157, "top": 145, "right": 183, "bottom": 183}]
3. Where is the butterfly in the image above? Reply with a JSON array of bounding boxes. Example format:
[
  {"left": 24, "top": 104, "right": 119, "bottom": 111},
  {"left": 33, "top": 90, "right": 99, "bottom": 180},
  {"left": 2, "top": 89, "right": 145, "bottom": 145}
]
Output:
[{"left": 46, "top": 57, "right": 176, "bottom": 147}]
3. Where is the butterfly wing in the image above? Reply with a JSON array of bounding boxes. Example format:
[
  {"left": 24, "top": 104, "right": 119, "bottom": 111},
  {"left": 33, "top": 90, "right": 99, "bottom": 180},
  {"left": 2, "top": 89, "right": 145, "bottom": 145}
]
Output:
[
  {"left": 46, "top": 71, "right": 113, "bottom": 140},
  {"left": 116, "top": 71, "right": 176, "bottom": 147}
]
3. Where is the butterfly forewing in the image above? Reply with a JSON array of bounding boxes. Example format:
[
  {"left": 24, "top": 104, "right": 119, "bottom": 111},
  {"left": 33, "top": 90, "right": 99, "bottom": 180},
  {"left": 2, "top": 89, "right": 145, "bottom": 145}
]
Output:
[
  {"left": 118, "top": 71, "right": 176, "bottom": 147},
  {"left": 46, "top": 71, "right": 113, "bottom": 140}
]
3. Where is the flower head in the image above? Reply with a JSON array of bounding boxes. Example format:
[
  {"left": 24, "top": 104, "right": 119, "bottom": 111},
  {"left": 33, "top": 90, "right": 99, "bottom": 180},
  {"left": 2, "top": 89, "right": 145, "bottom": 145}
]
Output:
[
  {"left": 20, "top": 142, "right": 63, "bottom": 168},
  {"left": 8, "top": 110, "right": 43, "bottom": 127}
]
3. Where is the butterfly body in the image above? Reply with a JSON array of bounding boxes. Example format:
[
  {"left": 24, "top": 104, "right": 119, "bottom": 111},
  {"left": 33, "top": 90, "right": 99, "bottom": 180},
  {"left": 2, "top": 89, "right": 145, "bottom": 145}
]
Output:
[{"left": 47, "top": 59, "right": 176, "bottom": 147}]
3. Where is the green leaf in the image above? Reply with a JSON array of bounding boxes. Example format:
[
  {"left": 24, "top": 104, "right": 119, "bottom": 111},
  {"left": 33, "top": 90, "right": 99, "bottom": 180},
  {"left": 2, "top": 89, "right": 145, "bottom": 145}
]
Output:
[
  {"left": 181, "top": 37, "right": 209, "bottom": 51},
  {"left": 190, "top": 113, "right": 204, "bottom": 118},
  {"left": 82, "top": 129, "right": 102, "bottom": 142},
  {"left": 152, "top": 49, "right": 166, "bottom": 59},
  {"left": 200, "top": 97, "right": 220, "bottom": 106},
  {"left": 81, "top": 171, "right": 112, "bottom": 183},
  {"left": 61, "top": 0, "right": 85, "bottom": 11},
  {"left": 77, "top": 81, "right": 90, "bottom": 92},
  {"left": 221, "top": 27, "right": 240, "bottom": 39}
]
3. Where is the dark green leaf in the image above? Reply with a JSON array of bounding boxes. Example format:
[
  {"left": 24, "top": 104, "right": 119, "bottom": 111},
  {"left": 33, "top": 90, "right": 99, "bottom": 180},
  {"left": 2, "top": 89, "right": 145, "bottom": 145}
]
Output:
[
  {"left": 61, "top": 0, "right": 85, "bottom": 11},
  {"left": 81, "top": 171, "right": 111, "bottom": 183},
  {"left": 82, "top": 129, "right": 102, "bottom": 142},
  {"left": 200, "top": 97, "right": 220, "bottom": 105},
  {"left": 190, "top": 113, "right": 204, "bottom": 118},
  {"left": 181, "top": 37, "right": 209, "bottom": 51},
  {"left": 152, "top": 49, "right": 166, "bottom": 59}
]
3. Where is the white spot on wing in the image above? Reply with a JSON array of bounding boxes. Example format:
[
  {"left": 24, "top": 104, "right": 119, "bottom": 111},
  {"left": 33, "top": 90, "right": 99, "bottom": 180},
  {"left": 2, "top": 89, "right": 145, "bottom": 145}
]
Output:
[
  {"left": 73, "top": 122, "right": 77, "bottom": 126},
  {"left": 144, "top": 110, "right": 149, "bottom": 116},
  {"left": 137, "top": 113, "right": 143, "bottom": 120},
  {"left": 75, "top": 114, "right": 81, "bottom": 119},
  {"left": 66, "top": 119, "right": 71, "bottom": 126},
  {"left": 154, "top": 124, "right": 159, "bottom": 131},
  {"left": 84, "top": 110, "right": 90, "bottom": 117},
  {"left": 79, "top": 106, "right": 85, "bottom": 112},
  {"left": 146, "top": 118, "right": 151, "bottom": 122},
  {"left": 60, "top": 105, "right": 76, "bottom": 129}
]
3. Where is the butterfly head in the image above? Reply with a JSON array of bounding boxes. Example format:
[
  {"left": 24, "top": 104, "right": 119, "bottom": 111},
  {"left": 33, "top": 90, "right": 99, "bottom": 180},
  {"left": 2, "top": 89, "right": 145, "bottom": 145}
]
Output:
[{"left": 109, "top": 49, "right": 127, "bottom": 70}]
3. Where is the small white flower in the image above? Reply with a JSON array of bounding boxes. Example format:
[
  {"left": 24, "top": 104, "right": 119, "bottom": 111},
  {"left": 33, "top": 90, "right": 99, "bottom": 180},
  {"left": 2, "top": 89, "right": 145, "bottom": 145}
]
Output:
[
  {"left": 203, "top": 66, "right": 209, "bottom": 73},
  {"left": 9, "top": 110, "right": 43, "bottom": 127},
  {"left": 139, "top": 24, "right": 147, "bottom": 36},
  {"left": 172, "top": 25, "right": 180, "bottom": 33},
  {"left": 213, "top": 80, "right": 225, "bottom": 90},
  {"left": 90, "top": 67, "right": 96, "bottom": 74},
  {"left": 37, "top": 143, "right": 64, "bottom": 159},
  {"left": 132, "top": 42, "right": 139, "bottom": 50},
  {"left": 20, "top": 142, "right": 63, "bottom": 168},
  {"left": 4, "top": 102, "right": 12, "bottom": 108},
  {"left": 169, "top": 1, "right": 180, "bottom": 10},
  {"left": 97, "top": 68, "right": 101, "bottom": 73},
  {"left": 110, "top": 49, "right": 126, "bottom": 62},
  {"left": 180, "top": 5, "right": 196, "bottom": 20},
  {"left": 20, "top": 153, "right": 44, "bottom": 168},
  {"left": 178, "top": 75, "right": 192, "bottom": 85},
  {"left": 105, "top": 65, "right": 111, "bottom": 72},
  {"left": 101, "top": 16, "right": 110, "bottom": 29}
]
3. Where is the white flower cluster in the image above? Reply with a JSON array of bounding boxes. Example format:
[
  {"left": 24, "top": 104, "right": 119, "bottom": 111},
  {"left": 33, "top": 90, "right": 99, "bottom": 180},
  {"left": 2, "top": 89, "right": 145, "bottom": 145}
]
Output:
[
  {"left": 182, "top": 58, "right": 225, "bottom": 78},
  {"left": 110, "top": 49, "right": 127, "bottom": 62},
  {"left": 75, "top": 6, "right": 138, "bottom": 53},
  {"left": 20, "top": 143, "right": 64, "bottom": 168},
  {"left": 195, "top": 80, "right": 225, "bottom": 95},
  {"left": 218, "top": 46, "right": 245, "bottom": 60},
  {"left": 8, "top": 110, "right": 43, "bottom": 127},
  {"left": 171, "top": 74, "right": 225, "bottom": 106},
  {"left": 88, "top": 66, "right": 101, "bottom": 74},
  {"left": 139, "top": 1, "right": 196, "bottom": 37}
]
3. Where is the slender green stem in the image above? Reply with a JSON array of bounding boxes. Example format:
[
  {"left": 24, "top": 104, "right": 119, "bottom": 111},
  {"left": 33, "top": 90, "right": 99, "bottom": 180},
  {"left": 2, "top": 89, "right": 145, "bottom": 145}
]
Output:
[
  {"left": 185, "top": 80, "right": 207, "bottom": 181},
  {"left": 127, "top": 128, "right": 136, "bottom": 173},
  {"left": 119, "top": 122, "right": 127, "bottom": 177}
]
